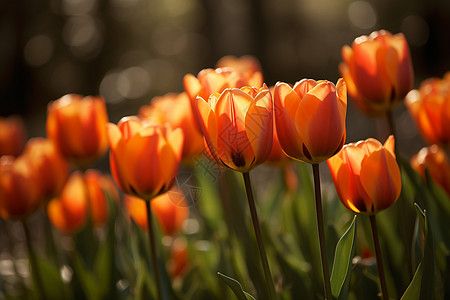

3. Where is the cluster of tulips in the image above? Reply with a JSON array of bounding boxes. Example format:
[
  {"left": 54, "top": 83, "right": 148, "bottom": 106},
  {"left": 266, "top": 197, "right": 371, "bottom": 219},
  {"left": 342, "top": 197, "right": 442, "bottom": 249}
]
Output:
[{"left": 1, "top": 29, "right": 449, "bottom": 299}]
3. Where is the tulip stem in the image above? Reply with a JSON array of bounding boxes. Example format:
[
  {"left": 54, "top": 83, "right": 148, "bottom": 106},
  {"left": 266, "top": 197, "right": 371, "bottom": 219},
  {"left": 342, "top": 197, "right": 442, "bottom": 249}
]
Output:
[
  {"left": 370, "top": 214, "right": 389, "bottom": 300},
  {"left": 312, "top": 164, "right": 333, "bottom": 300},
  {"left": 22, "top": 220, "right": 46, "bottom": 300},
  {"left": 242, "top": 172, "right": 277, "bottom": 300},
  {"left": 386, "top": 110, "right": 399, "bottom": 157},
  {"left": 145, "top": 201, "right": 164, "bottom": 300}
]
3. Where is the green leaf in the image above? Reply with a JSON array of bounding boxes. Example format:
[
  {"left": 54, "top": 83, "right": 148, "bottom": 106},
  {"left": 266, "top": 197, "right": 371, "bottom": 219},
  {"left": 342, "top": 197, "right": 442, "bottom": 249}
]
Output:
[
  {"left": 217, "top": 272, "right": 256, "bottom": 300},
  {"left": 401, "top": 204, "right": 435, "bottom": 300},
  {"left": 330, "top": 215, "right": 357, "bottom": 298},
  {"left": 34, "top": 257, "right": 66, "bottom": 300},
  {"left": 72, "top": 252, "right": 102, "bottom": 300}
]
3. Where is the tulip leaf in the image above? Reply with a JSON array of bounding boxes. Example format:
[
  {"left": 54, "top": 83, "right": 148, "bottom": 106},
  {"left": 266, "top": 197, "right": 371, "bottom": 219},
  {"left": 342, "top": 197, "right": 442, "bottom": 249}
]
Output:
[
  {"left": 72, "top": 251, "right": 102, "bottom": 300},
  {"left": 217, "top": 272, "right": 256, "bottom": 300},
  {"left": 330, "top": 215, "right": 357, "bottom": 297},
  {"left": 400, "top": 204, "right": 435, "bottom": 300},
  {"left": 34, "top": 257, "right": 66, "bottom": 300}
]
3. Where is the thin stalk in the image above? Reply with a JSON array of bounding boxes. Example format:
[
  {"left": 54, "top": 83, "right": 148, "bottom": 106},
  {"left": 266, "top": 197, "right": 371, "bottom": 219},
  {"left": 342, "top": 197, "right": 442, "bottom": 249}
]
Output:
[
  {"left": 242, "top": 172, "right": 277, "bottom": 300},
  {"left": 312, "top": 164, "right": 332, "bottom": 300},
  {"left": 145, "top": 201, "right": 164, "bottom": 300},
  {"left": 370, "top": 214, "right": 389, "bottom": 300},
  {"left": 22, "top": 220, "right": 46, "bottom": 299},
  {"left": 386, "top": 110, "right": 399, "bottom": 158}
]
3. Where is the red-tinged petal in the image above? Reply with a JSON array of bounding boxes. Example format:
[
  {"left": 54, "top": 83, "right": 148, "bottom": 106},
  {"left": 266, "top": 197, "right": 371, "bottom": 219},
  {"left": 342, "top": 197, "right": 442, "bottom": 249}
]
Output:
[
  {"left": 118, "top": 116, "right": 142, "bottom": 141},
  {"left": 245, "top": 89, "right": 273, "bottom": 166},
  {"left": 383, "top": 135, "right": 396, "bottom": 158},
  {"left": 295, "top": 81, "right": 346, "bottom": 162},
  {"left": 107, "top": 123, "right": 122, "bottom": 149},
  {"left": 196, "top": 96, "right": 219, "bottom": 162},
  {"left": 183, "top": 74, "right": 202, "bottom": 102},
  {"left": 389, "top": 33, "right": 414, "bottom": 98},
  {"left": 273, "top": 82, "right": 302, "bottom": 159},
  {"left": 360, "top": 149, "right": 401, "bottom": 213},
  {"left": 293, "top": 79, "right": 318, "bottom": 99}
]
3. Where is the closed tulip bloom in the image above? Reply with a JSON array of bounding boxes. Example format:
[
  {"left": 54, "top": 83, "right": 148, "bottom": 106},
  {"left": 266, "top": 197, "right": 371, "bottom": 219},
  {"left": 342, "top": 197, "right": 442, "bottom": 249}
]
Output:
[
  {"left": 0, "top": 116, "right": 26, "bottom": 157},
  {"left": 139, "top": 92, "right": 204, "bottom": 160},
  {"left": 124, "top": 187, "right": 189, "bottom": 236},
  {"left": 23, "top": 138, "right": 69, "bottom": 200},
  {"left": 195, "top": 84, "right": 273, "bottom": 172},
  {"left": 327, "top": 136, "right": 401, "bottom": 214},
  {"left": 47, "top": 172, "right": 88, "bottom": 234},
  {"left": 411, "top": 145, "right": 450, "bottom": 196},
  {"left": 0, "top": 156, "right": 40, "bottom": 220},
  {"left": 107, "top": 117, "right": 183, "bottom": 200},
  {"left": 273, "top": 79, "right": 347, "bottom": 164},
  {"left": 340, "top": 30, "right": 413, "bottom": 114},
  {"left": 47, "top": 94, "right": 109, "bottom": 168},
  {"left": 184, "top": 68, "right": 250, "bottom": 104},
  {"left": 406, "top": 73, "right": 450, "bottom": 146},
  {"left": 85, "top": 169, "right": 119, "bottom": 227},
  {"left": 216, "top": 55, "right": 264, "bottom": 88}
]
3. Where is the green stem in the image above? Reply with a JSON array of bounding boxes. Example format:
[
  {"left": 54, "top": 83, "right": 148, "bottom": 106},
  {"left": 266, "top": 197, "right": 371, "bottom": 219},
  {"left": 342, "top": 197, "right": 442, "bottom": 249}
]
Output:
[
  {"left": 386, "top": 110, "right": 399, "bottom": 158},
  {"left": 22, "top": 220, "right": 46, "bottom": 299},
  {"left": 369, "top": 214, "right": 389, "bottom": 300},
  {"left": 145, "top": 200, "right": 164, "bottom": 300},
  {"left": 312, "top": 164, "right": 333, "bottom": 300},
  {"left": 242, "top": 172, "right": 277, "bottom": 300}
]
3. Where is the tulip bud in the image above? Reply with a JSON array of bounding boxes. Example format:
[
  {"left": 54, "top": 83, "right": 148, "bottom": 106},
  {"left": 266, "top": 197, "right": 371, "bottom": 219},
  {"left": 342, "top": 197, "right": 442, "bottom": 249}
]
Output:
[
  {"left": 340, "top": 30, "right": 413, "bottom": 115},
  {"left": 0, "top": 116, "right": 26, "bottom": 157},
  {"left": 327, "top": 136, "right": 401, "bottom": 214},
  {"left": 47, "top": 94, "right": 109, "bottom": 169},
  {"left": 273, "top": 79, "right": 347, "bottom": 164}
]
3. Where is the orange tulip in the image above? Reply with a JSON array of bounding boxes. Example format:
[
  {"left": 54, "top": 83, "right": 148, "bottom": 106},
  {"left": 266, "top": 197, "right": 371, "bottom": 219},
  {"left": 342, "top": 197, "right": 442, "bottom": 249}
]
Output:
[
  {"left": 47, "top": 170, "right": 117, "bottom": 234},
  {"left": 85, "top": 169, "right": 119, "bottom": 227},
  {"left": 411, "top": 145, "right": 450, "bottom": 196},
  {"left": 107, "top": 117, "right": 183, "bottom": 200},
  {"left": 195, "top": 84, "right": 273, "bottom": 172},
  {"left": 405, "top": 73, "right": 450, "bottom": 146},
  {"left": 327, "top": 136, "right": 401, "bottom": 214},
  {"left": 47, "top": 94, "right": 109, "bottom": 168},
  {"left": 184, "top": 68, "right": 251, "bottom": 105},
  {"left": 23, "top": 138, "right": 69, "bottom": 200},
  {"left": 47, "top": 172, "right": 88, "bottom": 234},
  {"left": 0, "top": 116, "right": 26, "bottom": 157},
  {"left": 340, "top": 30, "right": 413, "bottom": 114},
  {"left": 139, "top": 92, "right": 204, "bottom": 161},
  {"left": 216, "top": 55, "right": 264, "bottom": 89},
  {"left": 0, "top": 156, "right": 40, "bottom": 220},
  {"left": 124, "top": 187, "right": 189, "bottom": 236},
  {"left": 273, "top": 79, "right": 347, "bottom": 164}
]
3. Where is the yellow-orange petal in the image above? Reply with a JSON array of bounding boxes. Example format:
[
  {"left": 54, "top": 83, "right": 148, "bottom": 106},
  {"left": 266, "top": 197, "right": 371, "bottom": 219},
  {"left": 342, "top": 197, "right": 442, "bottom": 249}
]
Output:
[{"left": 196, "top": 96, "right": 219, "bottom": 162}]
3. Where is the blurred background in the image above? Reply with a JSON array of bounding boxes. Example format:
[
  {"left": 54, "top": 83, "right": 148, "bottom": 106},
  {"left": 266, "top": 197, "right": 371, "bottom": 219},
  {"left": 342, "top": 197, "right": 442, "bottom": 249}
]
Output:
[{"left": 1, "top": 0, "right": 449, "bottom": 156}]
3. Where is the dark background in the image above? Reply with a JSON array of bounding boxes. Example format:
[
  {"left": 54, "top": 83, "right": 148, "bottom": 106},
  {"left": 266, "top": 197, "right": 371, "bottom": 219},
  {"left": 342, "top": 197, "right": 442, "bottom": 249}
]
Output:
[{"left": 1, "top": 0, "right": 449, "bottom": 156}]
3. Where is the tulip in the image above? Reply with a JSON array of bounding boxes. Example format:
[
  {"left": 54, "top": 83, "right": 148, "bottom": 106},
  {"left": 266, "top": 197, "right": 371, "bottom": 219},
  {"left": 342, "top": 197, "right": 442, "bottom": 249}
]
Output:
[
  {"left": 327, "top": 135, "right": 401, "bottom": 214},
  {"left": 168, "top": 237, "right": 188, "bottom": 279},
  {"left": 124, "top": 187, "right": 189, "bottom": 236},
  {"left": 216, "top": 55, "right": 264, "bottom": 89},
  {"left": 23, "top": 138, "right": 69, "bottom": 200},
  {"left": 107, "top": 117, "right": 183, "bottom": 201},
  {"left": 411, "top": 145, "right": 450, "bottom": 196},
  {"left": 47, "top": 94, "right": 109, "bottom": 169},
  {"left": 85, "top": 169, "right": 119, "bottom": 227},
  {"left": 47, "top": 172, "right": 88, "bottom": 234},
  {"left": 0, "top": 156, "right": 40, "bottom": 220},
  {"left": 405, "top": 73, "right": 450, "bottom": 146},
  {"left": 0, "top": 116, "right": 26, "bottom": 157},
  {"left": 340, "top": 30, "right": 413, "bottom": 115},
  {"left": 195, "top": 84, "right": 273, "bottom": 172},
  {"left": 184, "top": 68, "right": 251, "bottom": 105},
  {"left": 273, "top": 78, "right": 347, "bottom": 164},
  {"left": 139, "top": 92, "right": 204, "bottom": 161}
]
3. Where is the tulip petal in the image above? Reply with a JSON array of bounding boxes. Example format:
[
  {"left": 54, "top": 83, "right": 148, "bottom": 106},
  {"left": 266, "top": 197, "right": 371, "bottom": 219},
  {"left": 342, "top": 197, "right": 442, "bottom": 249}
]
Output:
[
  {"left": 245, "top": 89, "right": 273, "bottom": 166},
  {"left": 196, "top": 96, "right": 220, "bottom": 162},
  {"left": 383, "top": 135, "right": 395, "bottom": 158},
  {"left": 183, "top": 74, "right": 203, "bottom": 102},
  {"left": 360, "top": 149, "right": 401, "bottom": 213},
  {"left": 295, "top": 81, "right": 346, "bottom": 162},
  {"left": 273, "top": 82, "right": 302, "bottom": 159},
  {"left": 215, "top": 89, "right": 254, "bottom": 170}
]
